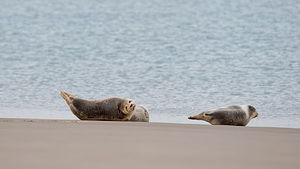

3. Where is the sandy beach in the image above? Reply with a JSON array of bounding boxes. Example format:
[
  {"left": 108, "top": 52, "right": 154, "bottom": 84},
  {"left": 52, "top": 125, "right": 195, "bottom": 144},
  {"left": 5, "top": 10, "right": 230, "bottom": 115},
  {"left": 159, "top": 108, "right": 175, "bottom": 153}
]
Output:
[{"left": 0, "top": 118, "right": 299, "bottom": 169}]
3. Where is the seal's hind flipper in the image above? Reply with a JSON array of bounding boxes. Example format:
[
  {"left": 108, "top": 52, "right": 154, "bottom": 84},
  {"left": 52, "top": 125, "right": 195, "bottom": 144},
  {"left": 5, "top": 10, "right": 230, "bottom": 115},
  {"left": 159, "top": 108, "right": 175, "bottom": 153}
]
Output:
[{"left": 60, "top": 91, "right": 76, "bottom": 105}]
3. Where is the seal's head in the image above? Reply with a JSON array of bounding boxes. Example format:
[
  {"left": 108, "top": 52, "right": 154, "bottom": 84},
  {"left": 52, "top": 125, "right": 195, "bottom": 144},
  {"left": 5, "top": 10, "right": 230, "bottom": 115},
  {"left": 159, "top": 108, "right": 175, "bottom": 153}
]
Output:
[
  {"left": 248, "top": 105, "right": 258, "bottom": 119},
  {"left": 140, "top": 106, "right": 150, "bottom": 121},
  {"left": 129, "top": 105, "right": 149, "bottom": 122},
  {"left": 120, "top": 99, "right": 136, "bottom": 114}
]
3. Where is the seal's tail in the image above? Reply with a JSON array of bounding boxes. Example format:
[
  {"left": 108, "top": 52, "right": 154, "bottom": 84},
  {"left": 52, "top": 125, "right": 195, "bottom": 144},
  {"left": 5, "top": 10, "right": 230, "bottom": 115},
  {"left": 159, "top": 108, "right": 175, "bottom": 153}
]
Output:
[
  {"left": 188, "top": 115, "right": 200, "bottom": 120},
  {"left": 188, "top": 113, "right": 207, "bottom": 120},
  {"left": 60, "top": 91, "right": 76, "bottom": 105}
]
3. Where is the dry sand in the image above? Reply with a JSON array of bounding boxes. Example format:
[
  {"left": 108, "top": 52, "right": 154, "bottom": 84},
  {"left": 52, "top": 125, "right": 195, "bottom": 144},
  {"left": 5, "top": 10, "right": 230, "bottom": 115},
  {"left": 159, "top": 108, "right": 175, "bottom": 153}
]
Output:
[{"left": 0, "top": 118, "right": 299, "bottom": 169}]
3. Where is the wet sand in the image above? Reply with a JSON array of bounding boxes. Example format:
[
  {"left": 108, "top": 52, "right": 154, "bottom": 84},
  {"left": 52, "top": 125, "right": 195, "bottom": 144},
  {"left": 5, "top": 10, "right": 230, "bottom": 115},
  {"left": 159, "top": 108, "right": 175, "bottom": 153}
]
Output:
[{"left": 0, "top": 118, "right": 299, "bottom": 169}]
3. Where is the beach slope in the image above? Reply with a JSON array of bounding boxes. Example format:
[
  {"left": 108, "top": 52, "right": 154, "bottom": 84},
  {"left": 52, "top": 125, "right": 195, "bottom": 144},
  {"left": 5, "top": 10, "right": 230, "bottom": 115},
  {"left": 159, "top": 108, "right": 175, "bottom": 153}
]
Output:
[{"left": 0, "top": 118, "right": 299, "bottom": 169}]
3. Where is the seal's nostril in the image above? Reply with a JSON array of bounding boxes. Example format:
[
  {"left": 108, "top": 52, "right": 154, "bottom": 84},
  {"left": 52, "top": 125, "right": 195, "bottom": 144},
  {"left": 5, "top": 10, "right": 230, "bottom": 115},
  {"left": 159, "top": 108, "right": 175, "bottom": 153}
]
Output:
[{"left": 130, "top": 104, "right": 133, "bottom": 107}]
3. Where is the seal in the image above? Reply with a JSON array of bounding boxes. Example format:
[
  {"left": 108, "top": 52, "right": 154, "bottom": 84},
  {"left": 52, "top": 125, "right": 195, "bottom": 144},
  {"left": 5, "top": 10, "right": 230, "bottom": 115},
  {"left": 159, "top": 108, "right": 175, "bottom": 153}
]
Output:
[
  {"left": 61, "top": 91, "right": 136, "bottom": 121},
  {"left": 188, "top": 105, "right": 258, "bottom": 126},
  {"left": 129, "top": 105, "right": 149, "bottom": 122}
]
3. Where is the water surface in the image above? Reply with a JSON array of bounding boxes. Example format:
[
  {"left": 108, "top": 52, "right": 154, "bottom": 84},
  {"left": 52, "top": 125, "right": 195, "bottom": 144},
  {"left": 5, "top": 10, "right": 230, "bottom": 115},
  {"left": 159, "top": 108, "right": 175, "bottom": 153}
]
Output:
[{"left": 1, "top": 0, "right": 300, "bottom": 128}]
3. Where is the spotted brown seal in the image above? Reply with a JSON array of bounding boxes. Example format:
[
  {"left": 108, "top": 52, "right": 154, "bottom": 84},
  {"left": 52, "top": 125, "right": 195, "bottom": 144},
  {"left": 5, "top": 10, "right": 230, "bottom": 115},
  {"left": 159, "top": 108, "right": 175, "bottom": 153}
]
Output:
[
  {"left": 61, "top": 91, "right": 136, "bottom": 121},
  {"left": 188, "top": 105, "right": 258, "bottom": 126}
]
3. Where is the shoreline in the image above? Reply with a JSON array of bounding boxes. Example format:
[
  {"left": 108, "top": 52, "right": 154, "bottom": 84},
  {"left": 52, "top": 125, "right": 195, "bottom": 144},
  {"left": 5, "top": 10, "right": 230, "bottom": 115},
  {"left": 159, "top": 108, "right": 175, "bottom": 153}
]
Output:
[
  {"left": 1, "top": 117, "right": 299, "bottom": 129},
  {"left": 1, "top": 108, "right": 299, "bottom": 128},
  {"left": 1, "top": 118, "right": 300, "bottom": 169}
]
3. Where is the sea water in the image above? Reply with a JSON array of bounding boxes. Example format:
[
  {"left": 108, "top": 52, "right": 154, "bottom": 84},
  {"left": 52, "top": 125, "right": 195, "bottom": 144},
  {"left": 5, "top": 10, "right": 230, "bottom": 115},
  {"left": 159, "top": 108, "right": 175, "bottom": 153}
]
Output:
[{"left": 1, "top": 0, "right": 299, "bottom": 128}]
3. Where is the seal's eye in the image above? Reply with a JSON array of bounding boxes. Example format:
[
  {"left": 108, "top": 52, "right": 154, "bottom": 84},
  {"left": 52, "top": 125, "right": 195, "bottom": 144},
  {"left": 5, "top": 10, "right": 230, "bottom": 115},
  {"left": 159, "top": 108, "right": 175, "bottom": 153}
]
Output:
[
  {"left": 125, "top": 106, "right": 128, "bottom": 110},
  {"left": 129, "top": 100, "right": 131, "bottom": 103}
]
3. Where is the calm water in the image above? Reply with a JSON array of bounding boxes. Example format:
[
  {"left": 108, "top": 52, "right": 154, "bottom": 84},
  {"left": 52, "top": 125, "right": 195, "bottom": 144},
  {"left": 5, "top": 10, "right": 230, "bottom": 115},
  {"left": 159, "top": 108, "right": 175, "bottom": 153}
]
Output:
[{"left": 1, "top": 0, "right": 300, "bottom": 128}]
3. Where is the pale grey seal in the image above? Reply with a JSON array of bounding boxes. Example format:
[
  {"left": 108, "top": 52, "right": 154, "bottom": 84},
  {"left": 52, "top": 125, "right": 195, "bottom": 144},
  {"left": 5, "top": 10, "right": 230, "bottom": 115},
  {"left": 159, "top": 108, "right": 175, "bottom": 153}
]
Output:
[
  {"left": 129, "top": 105, "right": 149, "bottom": 122},
  {"left": 61, "top": 91, "right": 136, "bottom": 121},
  {"left": 188, "top": 105, "right": 258, "bottom": 126}
]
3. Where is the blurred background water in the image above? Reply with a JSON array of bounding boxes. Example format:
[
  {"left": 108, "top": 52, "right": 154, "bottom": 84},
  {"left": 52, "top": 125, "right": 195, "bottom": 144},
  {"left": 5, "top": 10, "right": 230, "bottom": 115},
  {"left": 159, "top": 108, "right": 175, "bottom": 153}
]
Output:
[{"left": 0, "top": 0, "right": 299, "bottom": 128}]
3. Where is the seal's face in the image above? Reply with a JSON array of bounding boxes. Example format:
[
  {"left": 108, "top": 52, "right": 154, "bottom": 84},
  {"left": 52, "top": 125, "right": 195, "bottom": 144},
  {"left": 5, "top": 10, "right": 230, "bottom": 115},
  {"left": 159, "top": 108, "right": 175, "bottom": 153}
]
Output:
[
  {"left": 143, "top": 108, "right": 149, "bottom": 120},
  {"left": 140, "top": 106, "right": 150, "bottom": 121},
  {"left": 121, "top": 99, "right": 136, "bottom": 114},
  {"left": 248, "top": 105, "right": 258, "bottom": 119}
]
